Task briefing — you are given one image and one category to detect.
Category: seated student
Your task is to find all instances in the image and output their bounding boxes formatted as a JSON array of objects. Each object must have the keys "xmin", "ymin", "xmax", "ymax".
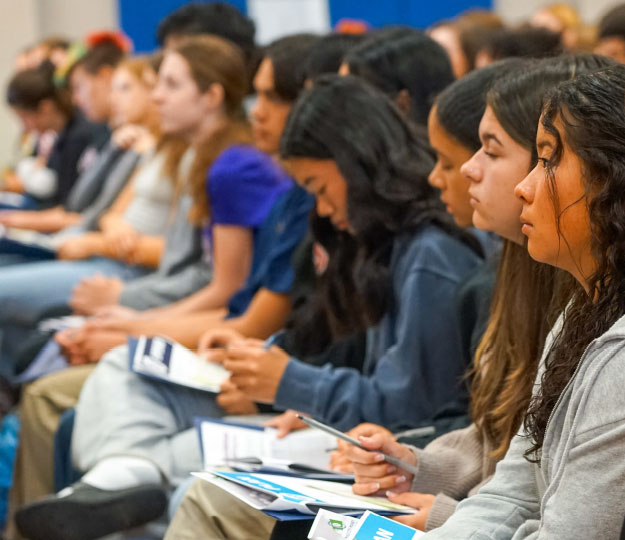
[
  {"xmin": 207, "ymin": 74, "xmax": 482, "ymax": 430},
  {"xmin": 300, "ymin": 32, "xmax": 366, "ymax": 86},
  {"xmin": 3, "ymin": 62, "xmax": 108, "ymax": 210},
  {"xmin": 0, "ymin": 55, "xmax": 164, "ymax": 273},
  {"xmin": 341, "ymin": 54, "xmax": 609, "ymax": 533},
  {"xmin": 8, "ymin": 34, "xmax": 318, "ymax": 540},
  {"xmin": 0, "ymin": 33, "xmax": 128, "ymax": 233},
  {"xmin": 428, "ymin": 10, "xmax": 504, "ymax": 78},
  {"xmin": 18, "ymin": 74, "xmax": 480, "ymax": 540},
  {"xmin": 0, "ymin": 34, "xmax": 268, "ymax": 371},
  {"xmin": 156, "ymin": 0, "xmax": 257, "ymax": 90},
  {"xmin": 340, "ymin": 26, "xmax": 454, "ymax": 127},
  {"xmin": 594, "ymin": 4, "xmax": 625, "ymax": 63},
  {"xmin": 420, "ymin": 62, "xmax": 625, "ymax": 540},
  {"xmin": 163, "ymin": 54, "xmax": 611, "ymax": 540},
  {"xmin": 46, "ymin": 34, "xmax": 320, "ymax": 359},
  {"xmin": 163, "ymin": 59, "xmax": 515, "ymax": 540},
  {"xmin": 476, "ymin": 24, "xmax": 563, "ymax": 65}
]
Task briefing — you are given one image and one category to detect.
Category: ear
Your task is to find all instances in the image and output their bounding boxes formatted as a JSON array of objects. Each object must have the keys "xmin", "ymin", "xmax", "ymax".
[
  {"xmin": 201, "ymin": 82, "xmax": 225, "ymax": 112},
  {"xmin": 96, "ymin": 65, "xmax": 115, "ymax": 82},
  {"xmin": 38, "ymin": 99, "xmax": 55, "ymax": 115},
  {"xmin": 395, "ymin": 89, "xmax": 411, "ymax": 117}
]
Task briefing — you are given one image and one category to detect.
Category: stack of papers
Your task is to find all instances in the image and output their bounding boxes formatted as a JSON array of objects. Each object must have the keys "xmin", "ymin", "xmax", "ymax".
[
  {"xmin": 197, "ymin": 417, "xmax": 352, "ymax": 480},
  {"xmin": 308, "ymin": 509, "xmax": 424, "ymax": 540},
  {"xmin": 0, "ymin": 224, "xmax": 57, "ymax": 259},
  {"xmin": 194, "ymin": 470, "xmax": 416, "ymax": 518},
  {"xmin": 129, "ymin": 336, "xmax": 230, "ymax": 392}
]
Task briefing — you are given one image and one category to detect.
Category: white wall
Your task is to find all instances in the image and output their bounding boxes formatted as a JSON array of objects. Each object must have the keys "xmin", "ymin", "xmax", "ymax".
[
  {"xmin": 495, "ymin": 0, "xmax": 622, "ymax": 24},
  {"xmin": 0, "ymin": 0, "xmax": 117, "ymax": 167}
]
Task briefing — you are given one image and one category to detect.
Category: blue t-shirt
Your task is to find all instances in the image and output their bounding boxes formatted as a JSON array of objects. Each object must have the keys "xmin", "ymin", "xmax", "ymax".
[
  {"xmin": 227, "ymin": 184, "xmax": 314, "ymax": 317},
  {"xmin": 202, "ymin": 144, "xmax": 292, "ymax": 265}
]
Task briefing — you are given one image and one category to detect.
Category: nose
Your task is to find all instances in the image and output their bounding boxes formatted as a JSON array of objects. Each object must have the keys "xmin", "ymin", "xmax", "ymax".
[
  {"xmin": 251, "ymin": 97, "xmax": 265, "ymax": 123},
  {"xmin": 151, "ymin": 85, "xmax": 164, "ymax": 104},
  {"xmin": 515, "ymin": 166, "xmax": 537, "ymax": 204},
  {"xmin": 461, "ymin": 150, "xmax": 482, "ymax": 183},
  {"xmin": 428, "ymin": 163, "xmax": 445, "ymax": 189},
  {"xmin": 315, "ymin": 196, "xmax": 334, "ymax": 218}
]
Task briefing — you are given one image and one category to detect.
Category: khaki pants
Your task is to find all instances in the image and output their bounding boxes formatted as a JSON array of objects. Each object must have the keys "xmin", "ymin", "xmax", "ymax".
[
  {"xmin": 165, "ymin": 479, "xmax": 276, "ymax": 540},
  {"xmin": 5, "ymin": 365, "xmax": 95, "ymax": 540}
]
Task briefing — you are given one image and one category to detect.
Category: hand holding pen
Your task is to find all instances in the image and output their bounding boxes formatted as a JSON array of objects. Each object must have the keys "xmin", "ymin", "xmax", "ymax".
[{"xmin": 297, "ymin": 416, "xmax": 419, "ymax": 497}]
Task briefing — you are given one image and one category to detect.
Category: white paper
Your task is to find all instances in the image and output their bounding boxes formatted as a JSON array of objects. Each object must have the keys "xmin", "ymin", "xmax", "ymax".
[
  {"xmin": 131, "ymin": 336, "xmax": 230, "ymax": 392},
  {"xmin": 193, "ymin": 471, "xmax": 417, "ymax": 516},
  {"xmin": 199, "ymin": 418, "xmax": 337, "ymax": 470},
  {"xmin": 308, "ymin": 509, "xmax": 360, "ymax": 539}
]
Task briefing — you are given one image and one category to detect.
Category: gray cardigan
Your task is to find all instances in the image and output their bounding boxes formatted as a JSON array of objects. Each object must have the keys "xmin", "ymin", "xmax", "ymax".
[
  {"xmin": 423, "ymin": 312, "xmax": 625, "ymax": 539},
  {"xmin": 408, "ymin": 423, "xmax": 496, "ymax": 531}
]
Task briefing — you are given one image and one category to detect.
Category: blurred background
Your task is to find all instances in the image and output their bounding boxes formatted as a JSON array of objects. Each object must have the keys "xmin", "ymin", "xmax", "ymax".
[{"xmin": 0, "ymin": 0, "xmax": 619, "ymax": 165}]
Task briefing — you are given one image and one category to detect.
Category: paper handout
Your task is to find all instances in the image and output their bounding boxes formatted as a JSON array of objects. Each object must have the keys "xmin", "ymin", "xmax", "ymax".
[
  {"xmin": 193, "ymin": 470, "xmax": 417, "ymax": 517},
  {"xmin": 129, "ymin": 336, "xmax": 230, "ymax": 392}
]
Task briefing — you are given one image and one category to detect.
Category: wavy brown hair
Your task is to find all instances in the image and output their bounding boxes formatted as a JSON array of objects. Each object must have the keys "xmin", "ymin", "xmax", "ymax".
[
  {"xmin": 524, "ymin": 65, "xmax": 625, "ymax": 460},
  {"xmin": 171, "ymin": 35, "xmax": 253, "ymax": 224},
  {"xmin": 469, "ymin": 55, "xmax": 613, "ymax": 459}
]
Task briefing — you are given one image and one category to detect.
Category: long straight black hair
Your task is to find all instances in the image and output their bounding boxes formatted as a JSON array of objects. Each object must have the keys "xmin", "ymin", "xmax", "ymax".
[{"xmin": 280, "ymin": 74, "xmax": 480, "ymax": 338}]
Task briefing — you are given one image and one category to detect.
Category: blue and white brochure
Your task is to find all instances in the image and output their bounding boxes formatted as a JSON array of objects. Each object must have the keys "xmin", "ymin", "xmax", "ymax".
[
  {"xmin": 347, "ymin": 510, "xmax": 424, "ymax": 539},
  {"xmin": 129, "ymin": 335, "xmax": 230, "ymax": 393},
  {"xmin": 193, "ymin": 471, "xmax": 417, "ymax": 516}
]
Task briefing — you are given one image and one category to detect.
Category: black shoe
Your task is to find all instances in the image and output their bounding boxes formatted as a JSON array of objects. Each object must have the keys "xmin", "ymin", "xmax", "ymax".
[{"xmin": 14, "ymin": 481, "xmax": 168, "ymax": 540}]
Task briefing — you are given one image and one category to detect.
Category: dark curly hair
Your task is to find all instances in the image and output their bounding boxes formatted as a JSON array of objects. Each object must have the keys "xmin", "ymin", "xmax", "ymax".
[
  {"xmin": 280, "ymin": 74, "xmax": 479, "ymax": 337},
  {"xmin": 469, "ymin": 55, "xmax": 614, "ymax": 460},
  {"xmin": 524, "ymin": 64, "xmax": 625, "ymax": 460}
]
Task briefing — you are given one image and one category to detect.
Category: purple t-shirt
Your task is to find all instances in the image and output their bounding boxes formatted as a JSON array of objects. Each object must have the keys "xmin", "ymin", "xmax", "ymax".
[{"xmin": 202, "ymin": 144, "xmax": 292, "ymax": 265}]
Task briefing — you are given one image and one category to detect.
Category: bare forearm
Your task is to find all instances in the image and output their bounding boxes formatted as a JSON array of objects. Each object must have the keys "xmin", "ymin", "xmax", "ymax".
[
  {"xmin": 113, "ymin": 309, "xmax": 227, "ymax": 348},
  {"xmin": 127, "ymin": 236, "xmax": 164, "ymax": 268},
  {"xmin": 1, "ymin": 208, "xmax": 80, "ymax": 232}
]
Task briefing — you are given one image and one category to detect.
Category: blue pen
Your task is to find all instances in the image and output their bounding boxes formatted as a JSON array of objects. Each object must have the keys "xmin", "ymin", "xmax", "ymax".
[{"xmin": 262, "ymin": 329, "xmax": 285, "ymax": 350}]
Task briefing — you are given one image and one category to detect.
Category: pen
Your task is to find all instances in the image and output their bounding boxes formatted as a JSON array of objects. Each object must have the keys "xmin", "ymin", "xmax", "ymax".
[
  {"xmin": 393, "ymin": 426, "xmax": 436, "ymax": 439},
  {"xmin": 296, "ymin": 415, "xmax": 420, "ymax": 477},
  {"xmin": 262, "ymin": 329, "xmax": 285, "ymax": 350}
]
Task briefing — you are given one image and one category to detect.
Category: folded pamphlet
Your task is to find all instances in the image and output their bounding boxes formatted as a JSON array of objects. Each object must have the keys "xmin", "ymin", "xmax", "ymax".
[
  {"xmin": 196, "ymin": 417, "xmax": 353, "ymax": 480},
  {"xmin": 308, "ymin": 509, "xmax": 424, "ymax": 540},
  {"xmin": 129, "ymin": 336, "xmax": 230, "ymax": 392},
  {"xmin": 0, "ymin": 225, "xmax": 57, "ymax": 259},
  {"xmin": 193, "ymin": 470, "xmax": 416, "ymax": 518}
]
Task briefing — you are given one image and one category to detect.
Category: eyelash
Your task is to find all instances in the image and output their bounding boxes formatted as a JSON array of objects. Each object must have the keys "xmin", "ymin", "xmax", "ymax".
[{"xmin": 484, "ymin": 151, "xmax": 497, "ymax": 159}]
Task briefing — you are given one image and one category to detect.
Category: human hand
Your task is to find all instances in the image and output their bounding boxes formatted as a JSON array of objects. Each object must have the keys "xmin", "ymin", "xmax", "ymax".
[
  {"xmin": 70, "ymin": 275, "xmax": 124, "ymax": 315},
  {"xmin": 68, "ymin": 328, "xmax": 127, "ymax": 364},
  {"xmin": 217, "ymin": 379, "xmax": 259, "ymax": 415},
  {"xmin": 57, "ymin": 234, "xmax": 102, "ymax": 260},
  {"xmin": 93, "ymin": 305, "xmax": 139, "ymax": 320},
  {"xmin": 113, "ymin": 125, "xmax": 155, "ymax": 153},
  {"xmin": 347, "ymin": 432, "xmax": 416, "ymax": 496},
  {"xmin": 264, "ymin": 410, "xmax": 308, "ymax": 438},
  {"xmin": 102, "ymin": 220, "xmax": 139, "ymax": 261},
  {"xmin": 388, "ymin": 492, "xmax": 435, "ymax": 531},
  {"xmin": 0, "ymin": 210, "xmax": 23, "ymax": 227},
  {"xmin": 198, "ymin": 327, "xmax": 246, "ymax": 357},
  {"xmin": 223, "ymin": 341, "xmax": 290, "ymax": 404},
  {"xmin": 329, "ymin": 423, "xmax": 394, "ymax": 473}
]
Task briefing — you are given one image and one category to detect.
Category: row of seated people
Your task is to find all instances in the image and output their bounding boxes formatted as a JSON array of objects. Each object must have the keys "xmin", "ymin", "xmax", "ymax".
[{"xmin": 1, "ymin": 2, "xmax": 625, "ymax": 539}]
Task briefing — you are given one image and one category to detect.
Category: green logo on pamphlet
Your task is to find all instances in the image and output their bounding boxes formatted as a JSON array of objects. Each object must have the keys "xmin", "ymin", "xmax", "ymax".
[{"xmin": 329, "ymin": 518, "xmax": 346, "ymax": 531}]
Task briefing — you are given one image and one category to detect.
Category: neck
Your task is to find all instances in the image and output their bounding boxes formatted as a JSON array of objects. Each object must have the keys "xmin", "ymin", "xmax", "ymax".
[
  {"xmin": 49, "ymin": 108, "xmax": 69, "ymax": 133},
  {"xmin": 189, "ymin": 109, "xmax": 229, "ymax": 147}
]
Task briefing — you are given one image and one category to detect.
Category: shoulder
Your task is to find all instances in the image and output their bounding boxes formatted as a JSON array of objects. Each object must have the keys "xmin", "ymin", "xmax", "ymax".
[
  {"xmin": 573, "ymin": 317, "xmax": 625, "ymax": 435},
  {"xmin": 209, "ymin": 145, "xmax": 287, "ymax": 183},
  {"xmin": 393, "ymin": 224, "xmax": 481, "ymax": 283}
]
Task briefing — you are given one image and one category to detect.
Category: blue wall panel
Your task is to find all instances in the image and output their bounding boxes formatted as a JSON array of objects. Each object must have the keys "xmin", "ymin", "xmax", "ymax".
[
  {"xmin": 119, "ymin": 0, "xmax": 248, "ymax": 53},
  {"xmin": 119, "ymin": 0, "xmax": 494, "ymax": 53},
  {"xmin": 329, "ymin": 0, "xmax": 493, "ymax": 30}
]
